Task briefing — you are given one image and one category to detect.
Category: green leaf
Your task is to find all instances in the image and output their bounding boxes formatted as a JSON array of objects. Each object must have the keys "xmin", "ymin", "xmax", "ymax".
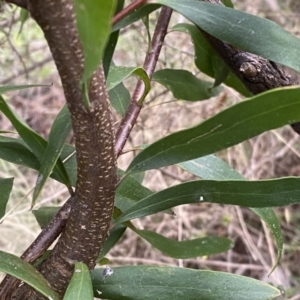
[
  {"xmin": 172, "ymin": 23, "xmax": 251, "ymax": 96},
  {"xmin": 222, "ymin": 0, "xmax": 234, "ymax": 8},
  {"xmin": 116, "ymin": 177, "xmax": 300, "ymax": 223},
  {"xmin": 0, "ymin": 84, "xmax": 48, "ymax": 95},
  {"xmin": 91, "ymin": 266, "xmax": 280, "ymax": 300},
  {"xmin": 112, "ymin": 4, "xmax": 161, "ymax": 32},
  {"xmin": 152, "ymin": 69, "xmax": 222, "ymax": 101},
  {"xmin": 32, "ymin": 206, "xmax": 60, "ymax": 229},
  {"xmin": 116, "ymin": 172, "xmax": 153, "ymax": 213},
  {"xmin": 0, "ymin": 178, "xmax": 14, "ymax": 220},
  {"xmin": 178, "ymin": 155, "xmax": 244, "ymax": 180},
  {"xmin": 74, "ymin": 0, "xmax": 116, "ymax": 84},
  {"xmin": 98, "ymin": 224, "xmax": 127, "ymax": 260},
  {"xmin": 0, "ymin": 97, "xmax": 70, "ymax": 186},
  {"xmin": 103, "ymin": 0, "xmax": 124, "ymax": 77},
  {"xmin": 127, "ymin": 87, "xmax": 300, "ymax": 173},
  {"xmin": 178, "ymin": 155, "xmax": 282, "ymax": 271},
  {"xmin": 116, "ymin": 170, "xmax": 173, "ymax": 215},
  {"xmin": 155, "ymin": 0, "xmax": 300, "ymax": 73},
  {"xmin": 32, "ymin": 105, "xmax": 72, "ymax": 205},
  {"xmin": 107, "ymin": 66, "xmax": 150, "ymax": 103},
  {"xmin": 0, "ymin": 250, "xmax": 59, "ymax": 300},
  {"xmin": 64, "ymin": 262, "xmax": 93, "ymax": 300},
  {"xmin": 0, "ymin": 136, "xmax": 76, "ymax": 186},
  {"xmin": 133, "ymin": 229, "xmax": 232, "ymax": 258},
  {"xmin": 18, "ymin": 8, "xmax": 29, "ymax": 36},
  {"xmin": 0, "ymin": 136, "xmax": 40, "ymax": 170},
  {"xmin": 109, "ymin": 83, "xmax": 131, "ymax": 116}
]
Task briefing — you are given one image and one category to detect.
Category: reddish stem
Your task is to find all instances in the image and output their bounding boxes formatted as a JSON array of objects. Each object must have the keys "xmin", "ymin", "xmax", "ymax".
[
  {"xmin": 115, "ymin": 6, "xmax": 173, "ymax": 156},
  {"xmin": 112, "ymin": 0, "xmax": 147, "ymax": 25}
]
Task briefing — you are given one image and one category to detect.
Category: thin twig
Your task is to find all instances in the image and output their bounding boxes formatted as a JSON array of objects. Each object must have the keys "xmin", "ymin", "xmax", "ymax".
[
  {"xmin": 0, "ymin": 56, "xmax": 53, "ymax": 84},
  {"xmin": 112, "ymin": 0, "xmax": 147, "ymax": 25},
  {"xmin": 0, "ymin": 197, "xmax": 74, "ymax": 295},
  {"xmin": 115, "ymin": 6, "xmax": 173, "ymax": 156}
]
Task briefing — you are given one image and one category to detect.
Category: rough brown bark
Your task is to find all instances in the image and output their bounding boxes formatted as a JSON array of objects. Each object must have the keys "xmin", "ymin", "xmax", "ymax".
[
  {"xmin": 5, "ymin": 1, "xmax": 117, "ymax": 299},
  {"xmin": 202, "ymin": 0, "xmax": 300, "ymax": 133}
]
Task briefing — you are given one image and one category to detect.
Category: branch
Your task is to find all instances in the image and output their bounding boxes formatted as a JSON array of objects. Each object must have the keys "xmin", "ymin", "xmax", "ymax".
[
  {"xmin": 115, "ymin": 6, "xmax": 173, "ymax": 156},
  {"xmin": 0, "ymin": 197, "xmax": 74, "ymax": 297},
  {"xmin": 8, "ymin": 0, "xmax": 117, "ymax": 298},
  {"xmin": 112, "ymin": 0, "xmax": 147, "ymax": 25},
  {"xmin": 202, "ymin": 0, "xmax": 300, "ymax": 133}
]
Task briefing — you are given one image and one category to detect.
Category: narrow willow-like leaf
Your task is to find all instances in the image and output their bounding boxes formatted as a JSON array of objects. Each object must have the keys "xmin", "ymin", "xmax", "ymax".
[
  {"xmin": 0, "ymin": 97, "xmax": 70, "ymax": 185},
  {"xmin": 74, "ymin": 0, "xmax": 116, "ymax": 84},
  {"xmin": 127, "ymin": 87, "xmax": 300, "ymax": 173},
  {"xmin": 18, "ymin": 8, "xmax": 29, "ymax": 36},
  {"xmin": 91, "ymin": 266, "xmax": 280, "ymax": 300},
  {"xmin": 154, "ymin": 0, "xmax": 300, "ymax": 73},
  {"xmin": 107, "ymin": 66, "xmax": 150, "ymax": 103},
  {"xmin": 32, "ymin": 105, "xmax": 72, "ymax": 205},
  {"xmin": 134, "ymin": 229, "xmax": 232, "ymax": 258},
  {"xmin": 0, "ymin": 136, "xmax": 39, "ymax": 170},
  {"xmin": 32, "ymin": 207, "xmax": 60, "ymax": 229},
  {"xmin": 0, "ymin": 178, "xmax": 14, "ymax": 219},
  {"xmin": 63, "ymin": 262, "xmax": 93, "ymax": 300},
  {"xmin": 116, "ymin": 178, "xmax": 300, "ymax": 224},
  {"xmin": 152, "ymin": 69, "xmax": 222, "ymax": 101},
  {"xmin": 172, "ymin": 23, "xmax": 250, "ymax": 96},
  {"xmin": 0, "ymin": 85, "xmax": 48, "ymax": 95},
  {"xmin": 116, "ymin": 171, "xmax": 153, "ymax": 213},
  {"xmin": 109, "ymin": 83, "xmax": 131, "ymax": 116},
  {"xmin": 178, "ymin": 155, "xmax": 282, "ymax": 271},
  {"xmin": 0, "ymin": 250, "xmax": 59, "ymax": 300},
  {"xmin": 103, "ymin": 0, "xmax": 124, "ymax": 77},
  {"xmin": 98, "ymin": 224, "xmax": 127, "ymax": 260},
  {"xmin": 0, "ymin": 136, "xmax": 76, "ymax": 186}
]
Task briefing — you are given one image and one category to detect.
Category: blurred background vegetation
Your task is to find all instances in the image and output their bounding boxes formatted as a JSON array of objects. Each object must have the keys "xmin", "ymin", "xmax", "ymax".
[{"xmin": 0, "ymin": 0, "xmax": 300, "ymax": 298}]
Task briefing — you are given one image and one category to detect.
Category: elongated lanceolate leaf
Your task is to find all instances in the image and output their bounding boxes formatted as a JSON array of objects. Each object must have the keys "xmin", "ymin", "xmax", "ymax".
[
  {"xmin": 107, "ymin": 66, "xmax": 150, "ymax": 103},
  {"xmin": 92, "ymin": 266, "xmax": 280, "ymax": 300},
  {"xmin": 0, "ymin": 250, "xmax": 59, "ymax": 300},
  {"xmin": 109, "ymin": 83, "xmax": 131, "ymax": 116},
  {"xmin": 178, "ymin": 155, "xmax": 244, "ymax": 180},
  {"xmin": 32, "ymin": 105, "xmax": 72, "ymax": 205},
  {"xmin": 127, "ymin": 87, "xmax": 300, "ymax": 173},
  {"xmin": 172, "ymin": 23, "xmax": 250, "ymax": 96},
  {"xmin": 134, "ymin": 229, "xmax": 233, "ymax": 258},
  {"xmin": 0, "ymin": 178, "xmax": 14, "ymax": 220},
  {"xmin": 116, "ymin": 177, "xmax": 300, "ymax": 223},
  {"xmin": 154, "ymin": 0, "xmax": 300, "ymax": 73},
  {"xmin": 103, "ymin": 0, "xmax": 124, "ymax": 77},
  {"xmin": 74, "ymin": 0, "xmax": 116, "ymax": 83},
  {"xmin": 0, "ymin": 97, "xmax": 70, "ymax": 186},
  {"xmin": 98, "ymin": 224, "xmax": 127, "ymax": 260},
  {"xmin": 152, "ymin": 69, "xmax": 222, "ymax": 101},
  {"xmin": 0, "ymin": 84, "xmax": 48, "ymax": 95},
  {"xmin": 178, "ymin": 155, "xmax": 282, "ymax": 271},
  {"xmin": 63, "ymin": 262, "xmax": 93, "ymax": 300}
]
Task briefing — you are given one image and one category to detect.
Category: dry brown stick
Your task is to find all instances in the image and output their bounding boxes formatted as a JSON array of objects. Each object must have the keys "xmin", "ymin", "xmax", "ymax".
[{"xmin": 115, "ymin": 6, "xmax": 173, "ymax": 156}]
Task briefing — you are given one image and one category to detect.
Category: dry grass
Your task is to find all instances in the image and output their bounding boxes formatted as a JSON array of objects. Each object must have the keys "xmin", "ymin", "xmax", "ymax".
[{"xmin": 0, "ymin": 0, "xmax": 300, "ymax": 298}]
